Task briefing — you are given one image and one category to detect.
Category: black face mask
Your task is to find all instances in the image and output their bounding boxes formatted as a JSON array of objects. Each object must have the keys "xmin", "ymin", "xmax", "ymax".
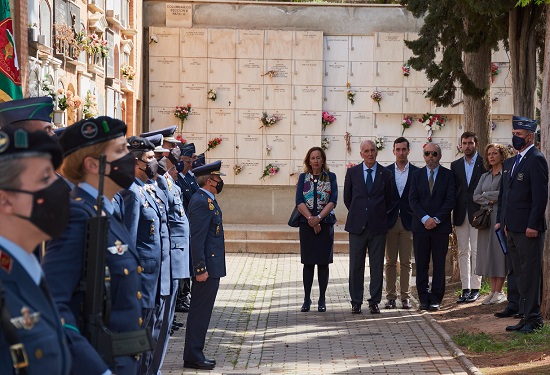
[
  {"xmin": 212, "ymin": 179, "xmax": 224, "ymax": 194},
  {"xmin": 4, "ymin": 178, "xmax": 70, "ymax": 239},
  {"xmin": 107, "ymin": 153, "xmax": 135, "ymax": 189},
  {"xmin": 139, "ymin": 158, "xmax": 158, "ymax": 179},
  {"xmin": 512, "ymin": 134, "xmax": 528, "ymax": 151},
  {"xmin": 157, "ymin": 157, "xmax": 167, "ymax": 176},
  {"xmin": 50, "ymin": 133, "xmax": 59, "ymax": 142}
]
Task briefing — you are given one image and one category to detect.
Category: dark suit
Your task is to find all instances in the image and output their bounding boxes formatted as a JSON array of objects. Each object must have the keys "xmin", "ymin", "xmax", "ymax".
[
  {"xmin": 409, "ymin": 166, "xmax": 456, "ymax": 305},
  {"xmin": 497, "ymin": 146, "xmax": 548, "ymax": 323},
  {"xmin": 184, "ymin": 189, "xmax": 226, "ymax": 363},
  {"xmin": 344, "ymin": 162, "xmax": 392, "ymax": 306}
]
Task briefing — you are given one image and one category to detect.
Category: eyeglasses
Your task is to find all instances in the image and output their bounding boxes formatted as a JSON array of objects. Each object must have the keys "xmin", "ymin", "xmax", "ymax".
[{"xmin": 424, "ymin": 151, "xmax": 439, "ymax": 157}]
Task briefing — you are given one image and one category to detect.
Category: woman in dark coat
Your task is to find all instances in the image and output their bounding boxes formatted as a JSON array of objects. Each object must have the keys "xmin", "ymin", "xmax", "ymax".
[{"xmin": 295, "ymin": 147, "xmax": 338, "ymax": 312}]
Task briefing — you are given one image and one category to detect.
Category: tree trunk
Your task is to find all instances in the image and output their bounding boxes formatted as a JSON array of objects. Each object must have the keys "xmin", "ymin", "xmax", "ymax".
[{"xmin": 509, "ymin": 5, "xmax": 538, "ymax": 118}]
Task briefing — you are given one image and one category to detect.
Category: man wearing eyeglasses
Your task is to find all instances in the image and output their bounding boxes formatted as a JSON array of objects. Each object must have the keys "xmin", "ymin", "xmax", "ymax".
[{"xmin": 409, "ymin": 143, "xmax": 456, "ymax": 311}]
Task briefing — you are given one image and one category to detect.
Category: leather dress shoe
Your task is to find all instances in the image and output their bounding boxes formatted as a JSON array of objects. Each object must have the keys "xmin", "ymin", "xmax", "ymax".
[
  {"xmin": 175, "ymin": 303, "xmax": 190, "ymax": 313},
  {"xmin": 301, "ymin": 299, "xmax": 312, "ymax": 312},
  {"xmin": 494, "ymin": 307, "xmax": 518, "ymax": 318},
  {"xmin": 385, "ymin": 299, "xmax": 396, "ymax": 309},
  {"xmin": 518, "ymin": 321, "xmax": 543, "ymax": 334},
  {"xmin": 506, "ymin": 319, "xmax": 525, "ymax": 331},
  {"xmin": 351, "ymin": 303, "xmax": 362, "ymax": 314},
  {"xmin": 419, "ymin": 303, "xmax": 429, "ymax": 311},
  {"xmin": 465, "ymin": 290, "xmax": 480, "ymax": 303},
  {"xmin": 456, "ymin": 289, "xmax": 471, "ymax": 304},
  {"xmin": 514, "ymin": 313, "xmax": 524, "ymax": 319},
  {"xmin": 184, "ymin": 360, "xmax": 215, "ymax": 370},
  {"xmin": 205, "ymin": 358, "xmax": 216, "ymax": 365},
  {"xmin": 401, "ymin": 299, "xmax": 412, "ymax": 309},
  {"xmin": 173, "ymin": 321, "xmax": 184, "ymax": 328},
  {"xmin": 369, "ymin": 304, "xmax": 380, "ymax": 314},
  {"xmin": 171, "ymin": 325, "xmax": 180, "ymax": 331},
  {"xmin": 428, "ymin": 303, "xmax": 440, "ymax": 311}
]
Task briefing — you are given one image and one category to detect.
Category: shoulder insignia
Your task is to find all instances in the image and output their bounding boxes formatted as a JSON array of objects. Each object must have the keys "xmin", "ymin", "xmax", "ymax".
[
  {"xmin": 74, "ymin": 197, "xmax": 82, "ymax": 201},
  {"xmin": 208, "ymin": 197, "xmax": 214, "ymax": 210},
  {"xmin": 10, "ymin": 307, "xmax": 40, "ymax": 330},
  {"xmin": 107, "ymin": 240, "xmax": 128, "ymax": 255},
  {"xmin": 0, "ymin": 251, "xmax": 12, "ymax": 273}
]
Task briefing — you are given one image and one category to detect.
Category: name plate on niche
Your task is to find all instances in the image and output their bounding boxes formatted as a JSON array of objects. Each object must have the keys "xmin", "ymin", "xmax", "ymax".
[
  {"xmin": 237, "ymin": 30, "xmax": 264, "ymax": 59},
  {"xmin": 237, "ymin": 59, "xmax": 263, "ymax": 84},
  {"xmin": 150, "ymin": 57, "xmax": 179, "ymax": 82},
  {"xmin": 166, "ymin": 3, "xmax": 192, "ymax": 28},
  {"xmin": 236, "ymin": 135, "xmax": 262, "ymax": 159},
  {"xmin": 181, "ymin": 29, "xmax": 207, "ymax": 58}
]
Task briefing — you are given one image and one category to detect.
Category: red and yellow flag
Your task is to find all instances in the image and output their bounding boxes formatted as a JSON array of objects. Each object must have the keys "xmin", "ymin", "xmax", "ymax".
[{"xmin": 0, "ymin": 0, "xmax": 23, "ymax": 101}]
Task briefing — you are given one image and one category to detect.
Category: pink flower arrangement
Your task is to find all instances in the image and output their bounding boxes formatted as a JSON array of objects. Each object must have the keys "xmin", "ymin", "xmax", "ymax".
[
  {"xmin": 401, "ymin": 115, "xmax": 413, "ymax": 135},
  {"xmin": 321, "ymin": 111, "xmax": 336, "ymax": 131},
  {"xmin": 260, "ymin": 164, "xmax": 279, "ymax": 180}
]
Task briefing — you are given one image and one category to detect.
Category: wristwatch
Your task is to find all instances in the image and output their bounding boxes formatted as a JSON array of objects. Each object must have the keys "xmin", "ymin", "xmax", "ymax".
[{"xmin": 317, "ymin": 215, "xmax": 322, "ymax": 220}]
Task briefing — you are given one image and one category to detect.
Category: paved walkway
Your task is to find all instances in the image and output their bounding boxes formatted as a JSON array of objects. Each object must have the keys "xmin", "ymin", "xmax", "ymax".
[{"xmin": 163, "ymin": 254, "xmax": 468, "ymax": 374}]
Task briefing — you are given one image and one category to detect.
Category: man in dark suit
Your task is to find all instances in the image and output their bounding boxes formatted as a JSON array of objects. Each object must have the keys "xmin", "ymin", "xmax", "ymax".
[
  {"xmin": 344, "ymin": 140, "xmax": 393, "ymax": 314},
  {"xmin": 496, "ymin": 116, "xmax": 548, "ymax": 333},
  {"xmin": 451, "ymin": 131, "xmax": 485, "ymax": 303},
  {"xmin": 409, "ymin": 143, "xmax": 456, "ymax": 311},
  {"xmin": 183, "ymin": 161, "xmax": 226, "ymax": 370},
  {"xmin": 384, "ymin": 137, "xmax": 419, "ymax": 310}
]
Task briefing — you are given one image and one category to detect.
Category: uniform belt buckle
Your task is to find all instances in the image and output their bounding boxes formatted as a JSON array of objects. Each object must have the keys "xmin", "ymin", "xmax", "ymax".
[{"xmin": 9, "ymin": 343, "xmax": 29, "ymax": 369}]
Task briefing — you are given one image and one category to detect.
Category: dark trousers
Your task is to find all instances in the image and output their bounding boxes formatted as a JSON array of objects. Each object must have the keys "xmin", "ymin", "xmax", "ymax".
[
  {"xmin": 507, "ymin": 231, "xmax": 544, "ymax": 323},
  {"xmin": 183, "ymin": 276, "xmax": 220, "ymax": 362},
  {"xmin": 505, "ymin": 253, "xmax": 522, "ymax": 313},
  {"xmin": 349, "ymin": 228, "xmax": 386, "ymax": 305},
  {"xmin": 413, "ymin": 232, "xmax": 449, "ymax": 305},
  {"xmin": 150, "ymin": 280, "xmax": 178, "ymax": 373},
  {"xmin": 140, "ymin": 307, "xmax": 156, "ymax": 374}
]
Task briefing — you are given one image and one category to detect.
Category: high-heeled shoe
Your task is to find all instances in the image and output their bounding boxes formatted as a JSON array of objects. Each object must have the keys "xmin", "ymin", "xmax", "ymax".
[{"xmin": 301, "ymin": 299, "xmax": 312, "ymax": 312}]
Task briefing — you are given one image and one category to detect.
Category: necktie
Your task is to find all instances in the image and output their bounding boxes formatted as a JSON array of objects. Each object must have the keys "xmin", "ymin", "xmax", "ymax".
[
  {"xmin": 366, "ymin": 169, "xmax": 373, "ymax": 194},
  {"xmin": 429, "ymin": 169, "xmax": 434, "ymax": 194},
  {"xmin": 512, "ymin": 154, "xmax": 522, "ymax": 177}
]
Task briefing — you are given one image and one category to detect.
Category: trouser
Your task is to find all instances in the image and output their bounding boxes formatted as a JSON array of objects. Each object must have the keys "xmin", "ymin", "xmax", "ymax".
[
  {"xmin": 140, "ymin": 307, "xmax": 156, "ymax": 374},
  {"xmin": 455, "ymin": 220, "xmax": 481, "ymax": 290},
  {"xmin": 149, "ymin": 281, "xmax": 178, "ymax": 374},
  {"xmin": 413, "ymin": 231, "xmax": 449, "ymax": 305},
  {"xmin": 177, "ymin": 278, "xmax": 191, "ymax": 307},
  {"xmin": 385, "ymin": 217, "xmax": 413, "ymax": 300}
]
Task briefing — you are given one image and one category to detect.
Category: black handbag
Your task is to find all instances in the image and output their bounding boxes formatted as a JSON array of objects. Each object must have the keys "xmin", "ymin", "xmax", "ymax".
[
  {"xmin": 288, "ymin": 206, "xmax": 301, "ymax": 227},
  {"xmin": 472, "ymin": 205, "xmax": 492, "ymax": 230}
]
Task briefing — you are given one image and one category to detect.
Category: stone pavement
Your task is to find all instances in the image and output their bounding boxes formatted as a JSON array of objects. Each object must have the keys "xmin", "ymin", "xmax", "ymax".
[{"xmin": 162, "ymin": 254, "xmax": 468, "ymax": 375}]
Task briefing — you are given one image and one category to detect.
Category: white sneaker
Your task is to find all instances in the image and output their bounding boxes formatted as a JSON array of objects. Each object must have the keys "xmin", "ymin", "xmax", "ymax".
[
  {"xmin": 490, "ymin": 291, "xmax": 506, "ymax": 304},
  {"xmin": 481, "ymin": 292, "xmax": 494, "ymax": 305}
]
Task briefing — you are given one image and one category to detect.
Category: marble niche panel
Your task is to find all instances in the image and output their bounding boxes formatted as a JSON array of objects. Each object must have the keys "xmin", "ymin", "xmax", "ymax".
[
  {"xmin": 403, "ymin": 33, "xmax": 443, "ymax": 63},
  {"xmin": 235, "ymin": 109, "xmax": 264, "ymax": 135},
  {"xmin": 207, "ymin": 84, "xmax": 235, "ymax": 110},
  {"xmin": 149, "ymin": 106, "xmax": 179, "ymax": 130},
  {"xmin": 236, "ymin": 59, "xmax": 263, "ymax": 85},
  {"xmin": 208, "ymin": 108, "xmax": 235, "ymax": 134},
  {"xmin": 183, "ymin": 133, "xmax": 207, "ymax": 155},
  {"xmin": 205, "ymin": 134, "xmax": 235, "ymax": 159},
  {"xmin": 491, "ymin": 62, "xmax": 512, "ymax": 88},
  {"xmin": 181, "ymin": 58, "xmax": 208, "ymax": 84},
  {"xmin": 324, "ymin": 36, "xmax": 349, "ymax": 62},
  {"xmin": 149, "ymin": 82, "xmax": 181, "ymax": 107},
  {"xmin": 264, "ymin": 85, "xmax": 292, "ymax": 110},
  {"xmin": 406, "ymin": 137, "xmax": 431, "ymax": 164},
  {"xmin": 291, "ymin": 135, "xmax": 322, "ymax": 160},
  {"xmin": 403, "ymin": 67, "xmax": 431, "ymax": 87},
  {"xmin": 349, "ymin": 35, "xmax": 374, "ymax": 62},
  {"xmin": 261, "ymin": 109, "xmax": 291, "ymax": 135},
  {"xmin": 293, "ymin": 110, "xmax": 322, "ymax": 136},
  {"xmin": 431, "ymin": 90, "xmax": 463, "ymax": 115},
  {"xmin": 373, "ymin": 62, "xmax": 405, "ymax": 87},
  {"xmin": 491, "ymin": 41, "xmax": 509, "ymax": 63},
  {"xmin": 348, "ymin": 61, "xmax": 373, "ymax": 87},
  {"xmin": 260, "ymin": 160, "xmax": 290, "ymax": 186},
  {"xmin": 375, "ymin": 136, "xmax": 396, "ymax": 165},
  {"xmin": 208, "ymin": 29, "xmax": 236, "ymax": 58},
  {"xmin": 321, "ymin": 110, "xmax": 348, "ymax": 136},
  {"xmin": 491, "ymin": 88, "xmax": 513, "ymax": 115},
  {"xmin": 208, "ymin": 59, "xmax": 236, "ymax": 84},
  {"xmin": 264, "ymin": 30, "xmax": 293, "ymax": 60},
  {"xmin": 323, "ymin": 135, "xmax": 348, "ymax": 164},
  {"xmin": 265, "ymin": 134, "xmax": 291, "ymax": 160},
  {"xmin": 150, "ymin": 57, "xmax": 180, "ymax": 82},
  {"xmin": 294, "ymin": 60, "xmax": 323, "ymax": 86},
  {"xmin": 236, "ymin": 30, "xmax": 264, "ymax": 59},
  {"xmin": 403, "ymin": 88, "xmax": 431, "ymax": 114},
  {"xmin": 349, "ymin": 112, "xmax": 374, "ymax": 136},
  {"xmin": 183, "ymin": 107, "xmax": 207, "ymax": 134},
  {"xmin": 323, "ymin": 61, "xmax": 348, "ymax": 87},
  {"xmin": 293, "ymin": 31, "xmax": 323, "ymax": 61},
  {"xmin": 323, "ymin": 86, "xmax": 349, "ymax": 112},
  {"xmin": 264, "ymin": 60, "xmax": 292, "ymax": 85},
  {"xmin": 491, "ymin": 115, "xmax": 513, "ymax": 140},
  {"xmin": 374, "ymin": 114, "xmax": 405, "ymax": 138},
  {"xmin": 326, "ymin": 160, "xmax": 347, "ymax": 186},
  {"xmin": 216, "ymin": 159, "xmax": 235, "ymax": 185},
  {"xmin": 347, "ymin": 87, "xmax": 373, "ymax": 113},
  {"xmin": 235, "ymin": 84, "xmax": 263, "ymax": 109},
  {"xmin": 293, "ymin": 86, "xmax": 322, "ymax": 111},
  {"xmin": 180, "ymin": 28, "xmax": 207, "ymax": 58},
  {"xmin": 235, "ymin": 134, "xmax": 263, "ymax": 159},
  {"xmin": 149, "ymin": 27, "xmax": 179, "ymax": 57},
  {"xmin": 233, "ymin": 159, "xmax": 262, "ymax": 186},
  {"xmin": 436, "ymin": 138, "xmax": 456, "ymax": 165},
  {"xmin": 374, "ymin": 33, "xmax": 405, "ymax": 62},
  {"xmin": 182, "ymin": 82, "xmax": 208, "ymax": 108}
]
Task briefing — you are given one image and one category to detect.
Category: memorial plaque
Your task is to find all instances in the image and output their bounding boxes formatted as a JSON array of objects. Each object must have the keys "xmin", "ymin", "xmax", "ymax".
[
  {"xmin": 182, "ymin": 82, "xmax": 208, "ymax": 108},
  {"xmin": 374, "ymin": 33, "xmax": 405, "ymax": 62},
  {"xmin": 293, "ymin": 110, "xmax": 322, "ymax": 136},
  {"xmin": 322, "ymin": 110, "xmax": 348, "ymax": 136},
  {"xmin": 403, "ymin": 88, "xmax": 431, "ymax": 114},
  {"xmin": 234, "ymin": 159, "xmax": 262, "ymax": 186},
  {"xmin": 349, "ymin": 112, "xmax": 374, "ymax": 136},
  {"xmin": 150, "ymin": 57, "xmax": 180, "ymax": 82},
  {"xmin": 265, "ymin": 135, "xmax": 291, "ymax": 160},
  {"xmin": 181, "ymin": 58, "xmax": 208, "ymax": 83},
  {"xmin": 181, "ymin": 28, "xmax": 207, "ymax": 58},
  {"xmin": 323, "ymin": 135, "xmax": 347, "ymax": 162},
  {"xmin": 149, "ymin": 27, "xmax": 179, "ymax": 57},
  {"xmin": 217, "ymin": 159, "xmax": 235, "ymax": 185},
  {"xmin": 323, "ymin": 61, "xmax": 349, "ymax": 87},
  {"xmin": 262, "ymin": 109, "xmax": 291, "ymax": 135},
  {"xmin": 348, "ymin": 61, "xmax": 373, "ymax": 87},
  {"xmin": 492, "ymin": 88, "xmax": 513, "ymax": 115},
  {"xmin": 374, "ymin": 114, "xmax": 404, "ymax": 137},
  {"xmin": 150, "ymin": 106, "xmax": 181, "ymax": 130},
  {"xmin": 235, "ymin": 134, "xmax": 263, "ymax": 159},
  {"xmin": 183, "ymin": 107, "xmax": 207, "ymax": 134},
  {"xmin": 438, "ymin": 138, "xmax": 455, "ymax": 165},
  {"xmin": 149, "ymin": 82, "xmax": 181, "ymax": 107},
  {"xmin": 184, "ymin": 133, "xmax": 207, "ymax": 154},
  {"xmin": 166, "ymin": 3, "xmax": 192, "ymax": 28},
  {"xmin": 264, "ymin": 30, "xmax": 293, "ymax": 60},
  {"xmin": 293, "ymin": 31, "xmax": 323, "ymax": 61},
  {"xmin": 324, "ymin": 36, "xmax": 349, "ymax": 62},
  {"xmin": 491, "ymin": 115, "xmax": 513, "ymax": 140},
  {"xmin": 294, "ymin": 60, "xmax": 323, "ymax": 86},
  {"xmin": 237, "ymin": 30, "xmax": 264, "ymax": 59},
  {"xmin": 207, "ymin": 84, "xmax": 235, "ymax": 110},
  {"xmin": 293, "ymin": 86, "xmax": 322, "ymax": 111},
  {"xmin": 264, "ymin": 85, "xmax": 292, "ymax": 110},
  {"xmin": 291, "ymin": 135, "xmax": 321, "ymax": 160},
  {"xmin": 324, "ymin": 86, "xmax": 350, "ymax": 112},
  {"xmin": 235, "ymin": 84, "xmax": 263, "ymax": 109},
  {"xmin": 403, "ymin": 67, "xmax": 431, "ymax": 87},
  {"xmin": 326, "ymin": 160, "xmax": 347, "ymax": 185},
  {"xmin": 208, "ymin": 109, "xmax": 235, "ymax": 134},
  {"xmin": 491, "ymin": 62, "xmax": 512, "ymax": 88},
  {"xmin": 264, "ymin": 60, "xmax": 292, "ymax": 85},
  {"xmin": 208, "ymin": 59, "xmax": 236, "ymax": 84},
  {"xmin": 260, "ymin": 160, "xmax": 290, "ymax": 186},
  {"xmin": 208, "ymin": 29, "xmax": 236, "ymax": 58},
  {"xmin": 236, "ymin": 59, "xmax": 263, "ymax": 84},
  {"xmin": 205, "ymin": 134, "xmax": 235, "ymax": 159},
  {"xmin": 373, "ymin": 62, "xmax": 405, "ymax": 87},
  {"xmin": 236, "ymin": 109, "xmax": 264, "ymax": 134}
]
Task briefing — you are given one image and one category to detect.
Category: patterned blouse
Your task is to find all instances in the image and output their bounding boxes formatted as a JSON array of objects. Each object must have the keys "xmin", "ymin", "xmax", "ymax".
[{"xmin": 295, "ymin": 171, "xmax": 338, "ymax": 215}]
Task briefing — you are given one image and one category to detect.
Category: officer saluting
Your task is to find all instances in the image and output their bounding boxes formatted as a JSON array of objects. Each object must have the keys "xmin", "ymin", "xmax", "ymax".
[
  {"xmin": 0, "ymin": 127, "xmax": 71, "ymax": 374},
  {"xmin": 183, "ymin": 160, "xmax": 226, "ymax": 371}
]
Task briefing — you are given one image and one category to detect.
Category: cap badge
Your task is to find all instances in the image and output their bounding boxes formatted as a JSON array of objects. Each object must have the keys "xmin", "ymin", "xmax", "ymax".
[
  {"xmin": 81, "ymin": 122, "xmax": 98, "ymax": 139},
  {"xmin": 0, "ymin": 131, "xmax": 9, "ymax": 153}
]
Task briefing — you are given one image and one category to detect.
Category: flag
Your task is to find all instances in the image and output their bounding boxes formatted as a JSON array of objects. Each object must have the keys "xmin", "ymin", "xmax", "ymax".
[{"xmin": 0, "ymin": 0, "xmax": 23, "ymax": 101}]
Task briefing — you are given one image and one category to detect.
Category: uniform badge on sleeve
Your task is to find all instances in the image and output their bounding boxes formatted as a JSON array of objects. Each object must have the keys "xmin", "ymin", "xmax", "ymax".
[
  {"xmin": 207, "ymin": 198, "xmax": 214, "ymax": 211},
  {"xmin": 11, "ymin": 307, "xmax": 40, "ymax": 330},
  {"xmin": 107, "ymin": 240, "xmax": 128, "ymax": 255}
]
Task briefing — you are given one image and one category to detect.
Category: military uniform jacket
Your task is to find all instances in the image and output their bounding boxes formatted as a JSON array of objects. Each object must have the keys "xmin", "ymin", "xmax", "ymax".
[
  {"xmin": 113, "ymin": 179, "xmax": 161, "ymax": 308},
  {"xmin": 177, "ymin": 172, "xmax": 199, "ymax": 211},
  {"xmin": 42, "ymin": 187, "xmax": 142, "ymax": 375},
  {"xmin": 188, "ymin": 189, "xmax": 226, "ymax": 278},
  {"xmin": 158, "ymin": 173, "xmax": 190, "ymax": 280}
]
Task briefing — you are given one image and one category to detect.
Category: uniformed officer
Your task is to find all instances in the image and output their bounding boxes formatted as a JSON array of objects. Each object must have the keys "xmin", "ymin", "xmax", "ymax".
[
  {"xmin": 0, "ymin": 127, "xmax": 71, "ymax": 374},
  {"xmin": 0, "ymin": 97, "xmax": 56, "ymax": 137},
  {"xmin": 140, "ymin": 125, "xmax": 179, "ymax": 152},
  {"xmin": 42, "ymin": 117, "xmax": 145, "ymax": 375},
  {"xmin": 183, "ymin": 160, "xmax": 226, "ymax": 371}
]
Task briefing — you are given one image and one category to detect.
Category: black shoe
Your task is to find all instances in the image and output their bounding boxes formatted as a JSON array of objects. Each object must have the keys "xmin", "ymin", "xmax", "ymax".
[
  {"xmin": 170, "ymin": 329, "xmax": 174, "ymax": 335},
  {"xmin": 506, "ymin": 319, "xmax": 525, "ymax": 331},
  {"xmin": 184, "ymin": 360, "xmax": 215, "ymax": 370},
  {"xmin": 301, "ymin": 299, "xmax": 312, "ymax": 312},
  {"xmin": 385, "ymin": 299, "xmax": 396, "ymax": 309},
  {"xmin": 514, "ymin": 313, "xmax": 524, "ymax": 319},
  {"xmin": 494, "ymin": 307, "xmax": 518, "ymax": 318},
  {"xmin": 429, "ymin": 303, "xmax": 441, "ymax": 311},
  {"xmin": 465, "ymin": 290, "xmax": 480, "ymax": 303},
  {"xmin": 419, "ymin": 303, "xmax": 429, "ymax": 311},
  {"xmin": 518, "ymin": 321, "xmax": 543, "ymax": 334},
  {"xmin": 204, "ymin": 358, "xmax": 216, "ymax": 365},
  {"xmin": 351, "ymin": 303, "xmax": 362, "ymax": 314},
  {"xmin": 318, "ymin": 299, "xmax": 326, "ymax": 312},
  {"xmin": 171, "ymin": 325, "xmax": 180, "ymax": 331},
  {"xmin": 369, "ymin": 304, "xmax": 380, "ymax": 314},
  {"xmin": 173, "ymin": 321, "xmax": 184, "ymax": 328},
  {"xmin": 401, "ymin": 299, "xmax": 412, "ymax": 309},
  {"xmin": 456, "ymin": 289, "xmax": 471, "ymax": 303},
  {"xmin": 175, "ymin": 304, "xmax": 190, "ymax": 313}
]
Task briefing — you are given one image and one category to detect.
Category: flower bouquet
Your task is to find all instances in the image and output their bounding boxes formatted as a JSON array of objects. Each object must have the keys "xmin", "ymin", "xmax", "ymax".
[
  {"xmin": 321, "ymin": 137, "xmax": 330, "ymax": 150},
  {"xmin": 346, "ymin": 82, "xmax": 355, "ymax": 105},
  {"xmin": 121, "ymin": 64, "xmax": 136, "ymax": 80},
  {"xmin": 321, "ymin": 111, "xmax": 336, "ymax": 131},
  {"xmin": 174, "ymin": 104, "xmax": 192, "ymax": 131},
  {"xmin": 371, "ymin": 91, "xmax": 382, "ymax": 110},
  {"xmin": 491, "ymin": 63, "xmax": 500, "ymax": 83},
  {"xmin": 260, "ymin": 164, "xmax": 279, "ymax": 180},
  {"xmin": 259, "ymin": 112, "xmax": 281, "ymax": 129},
  {"xmin": 402, "ymin": 64, "xmax": 411, "ymax": 77},
  {"xmin": 41, "ymin": 75, "xmax": 56, "ymax": 102},
  {"xmin": 419, "ymin": 113, "xmax": 446, "ymax": 142},
  {"xmin": 207, "ymin": 89, "xmax": 217, "ymax": 101},
  {"xmin": 375, "ymin": 136, "xmax": 385, "ymax": 150},
  {"xmin": 401, "ymin": 115, "xmax": 413, "ymax": 135},
  {"xmin": 58, "ymin": 89, "xmax": 82, "ymax": 111},
  {"xmin": 82, "ymin": 91, "xmax": 99, "ymax": 119},
  {"xmin": 233, "ymin": 164, "xmax": 243, "ymax": 175},
  {"xmin": 206, "ymin": 137, "xmax": 222, "ymax": 152}
]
